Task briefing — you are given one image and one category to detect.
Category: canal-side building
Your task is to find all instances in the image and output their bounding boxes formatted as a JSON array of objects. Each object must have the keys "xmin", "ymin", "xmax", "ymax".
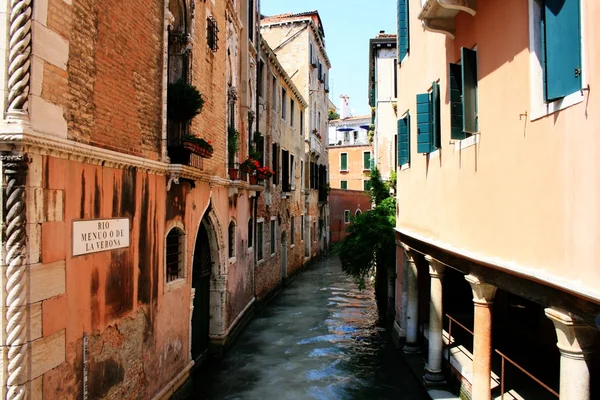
[
  {"xmin": 393, "ymin": 0, "xmax": 600, "ymax": 399},
  {"xmin": 368, "ymin": 32, "xmax": 397, "ymax": 181},
  {"xmin": 254, "ymin": 38, "xmax": 308, "ymax": 302},
  {"xmin": 0, "ymin": 0, "xmax": 261, "ymax": 398},
  {"xmin": 327, "ymin": 111, "xmax": 372, "ymax": 244},
  {"xmin": 261, "ymin": 10, "xmax": 331, "ymax": 254}
]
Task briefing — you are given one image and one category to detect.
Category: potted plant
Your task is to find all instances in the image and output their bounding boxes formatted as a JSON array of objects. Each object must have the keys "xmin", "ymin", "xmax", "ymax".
[
  {"xmin": 228, "ymin": 126, "xmax": 240, "ymax": 179},
  {"xmin": 256, "ymin": 165, "xmax": 275, "ymax": 180},
  {"xmin": 167, "ymin": 79, "xmax": 205, "ymax": 123},
  {"xmin": 240, "ymin": 157, "xmax": 259, "ymax": 174},
  {"xmin": 182, "ymin": 134, "xmax": 213, "ymax": 158}
]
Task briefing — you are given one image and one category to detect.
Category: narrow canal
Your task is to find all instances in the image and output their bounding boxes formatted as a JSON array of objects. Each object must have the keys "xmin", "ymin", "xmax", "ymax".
[{"xmin": 190, "ymin": 256, "xmax": 429, "ymax": 399}]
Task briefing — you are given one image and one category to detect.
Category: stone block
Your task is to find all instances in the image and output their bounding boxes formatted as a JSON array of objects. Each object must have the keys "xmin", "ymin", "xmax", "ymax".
[
  {"xmin": 33, "ymin": 0, "xmax": 48, "ymax": 26},
  {"xmin": 43, "ymin": 189, "xmax": 64, "ymax": 222},
  {"xmin": 30, "ymin": 56, "xmax": 45, "ymax": 97},
  {"xmin": 27, "ymin": 187, "xmax": 44, "ymax": 224},
  {"xmin": 0, "ymin": 302, "xmax": 42, "ymax": 344},
  {"xmin": 30, "ymin": 260, "xmax": 66, "ymax": 304},
  {"xmin": 31, "ymin": 21, "xmax": 68, "ymax": 70},
  {"xmin": 27, "ymin": 222, "xmax": 42, "ymax": 265},
  {"xmin": 30, "ymin": 95, "xmax": 68, "ymax": 139},
  {"xmin": 28, "ymin": 153, "xmax": 43, "ymax": 188},
  {"xmin": 31, "ymin": 329, "xmax": 65, "ymax": 380}
]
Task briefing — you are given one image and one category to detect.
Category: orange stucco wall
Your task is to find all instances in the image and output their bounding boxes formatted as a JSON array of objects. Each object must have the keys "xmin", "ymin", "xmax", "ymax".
[
  {"xmin": 396, "ymin": 0, "xmax": 600, "ymax": 301},
  {"xmin": 329, "ymin": 145, "xmax": 372, "ymax": 191}
]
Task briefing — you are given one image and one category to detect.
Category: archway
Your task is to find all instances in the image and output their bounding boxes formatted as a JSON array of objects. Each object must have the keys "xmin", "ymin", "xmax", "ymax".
[
  {"xmin": 281, "ymin": 231, "xmax": 288, "ymax": 280},
  {"xmin": 191, "ymin": 219, "xmax": 212, "ymax": 363}
]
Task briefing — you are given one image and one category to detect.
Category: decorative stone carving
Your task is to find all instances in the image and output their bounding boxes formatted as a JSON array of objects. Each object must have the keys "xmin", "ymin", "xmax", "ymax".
[
  {"xmin": 6, "ymin": 0, "xmax": 33, "ymax": 117},
  {"xmin": 2, "ymin": 153, "xmax": 29, "ymax": 399}
]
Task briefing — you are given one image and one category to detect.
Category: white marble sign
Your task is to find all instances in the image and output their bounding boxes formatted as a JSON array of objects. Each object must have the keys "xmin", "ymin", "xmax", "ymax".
[{"xmin": 72, "ymin": 218, "xmax": 130, "ymax": 256}]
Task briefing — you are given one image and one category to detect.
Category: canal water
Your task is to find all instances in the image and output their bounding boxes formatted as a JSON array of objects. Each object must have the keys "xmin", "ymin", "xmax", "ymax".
[{"xmin": 190, "ymin": 256, "xmax": 429, "ymax": 400}]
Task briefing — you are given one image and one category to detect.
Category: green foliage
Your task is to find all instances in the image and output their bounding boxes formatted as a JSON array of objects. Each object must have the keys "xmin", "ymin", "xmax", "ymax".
[
  {"xmin": 388, "ymin": 170, "xmax": 397, "ymax": 193},
  {"xmin": 328, "ymin": 110, "xmax": 340, "ymax": 120},
  {"xmin": 369, "ymin": 167, "xmax": 390, "ymax": 206},
  {"xmin": 228, "ymin": 126, "xmax": 240, "ymax": 162},
  {"xmin": 339, "ymin": 196, "xmax": 396, "ymax": 289},
  {"xmin": 167, "ymin": 79, "xmax": 205, "ymax": 122}
]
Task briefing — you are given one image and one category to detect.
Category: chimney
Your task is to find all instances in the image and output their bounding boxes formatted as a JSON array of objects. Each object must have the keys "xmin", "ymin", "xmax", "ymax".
[{"xmin": 339, "ymin": 95, "xmax": 350, "ymax": 119}]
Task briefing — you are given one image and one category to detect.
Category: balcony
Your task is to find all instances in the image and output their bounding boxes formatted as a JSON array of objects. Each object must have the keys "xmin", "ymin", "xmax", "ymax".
[
  {"xmin": 418, "ymin": 0, "xmax": 476, "ymax": 39},
  {"xmin": 309, "ymin": 132, "xmax": 322, "ymax": 158}
]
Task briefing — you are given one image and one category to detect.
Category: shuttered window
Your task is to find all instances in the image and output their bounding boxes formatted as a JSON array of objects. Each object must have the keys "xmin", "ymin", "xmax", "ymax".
[
  {"xmin": 542, "ymin": 0, "xmax": 582, "ymax": 101},
  {"xmin": 416, "ymin": 82, "xmax": 441, "ymax": 154},
  {"xmin": 449, "ymin": 47, "xmax": 478, "ymax": 140},
  {"xmin": 341, "ymin": 181, "xmax": 348, "ymax": 190},
  {"xmin": 340, "ymin": 153, "xmax": 348, "ymax": 171},
  {"xmin": 397, "ymin": 113, "xmax": 410, "ymax": 166},
  {"xmin": 397, "ymin": 0, "xmax": 409, "ymax": 61},
  {"xmin": 363, "ymin": 152, "xmax": 371, "ymax": 170}
]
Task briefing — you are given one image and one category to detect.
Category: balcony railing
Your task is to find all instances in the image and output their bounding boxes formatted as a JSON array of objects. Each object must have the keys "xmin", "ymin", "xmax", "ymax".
[
  {"xmin": 167, "ymin": 122, "xmax": 204, "ymax": 169},
  {"xmin": 310, "ymin": 133, "xmax": 322, "ymax": 157}
]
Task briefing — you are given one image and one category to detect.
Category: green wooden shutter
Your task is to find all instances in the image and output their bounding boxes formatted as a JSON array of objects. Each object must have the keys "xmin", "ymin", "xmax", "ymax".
[
  {"xmin": 341, "ymin": 181, "xmax": 347, "ymax": 190},
  {"xmin": 398, "ymin": 115, "xmax": 410, "ymax": 165},
  {"xmin": 341, "ymin": 153, "xmax": 348, "ymax": 170},
  {"xmin": 363, "ymin": 152, "xmax": 370, "ymax": 169},
  {"xmin": 543, "ymin": 0, "xmax": 582, "ymax": 101},
  {"xmin": 462, "ymin": 48, "xmax": 478, "ymax": 134},
  {"xmin": 416, "ymin": 93, "xmax": 432, "ymax": 153},
  {"xmin": 397, "ymin": 0, "xmax": 408, "ymax": 60},
  {"xmin": 432, "ymin": 82, "xmax": 440, "ymax": 149},
  {"xmin": 449, "ymin": 63, "xmax": 465, "ymax": 140}
]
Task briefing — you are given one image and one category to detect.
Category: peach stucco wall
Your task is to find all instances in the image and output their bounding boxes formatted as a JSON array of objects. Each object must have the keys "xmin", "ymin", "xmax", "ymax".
[
  {"xmin": 329, "ymin": 145, "xmax": 372, "ymax": 191},
  {"xmin": 396, "ymin": 0, "xmax": 600, "ymax": 301}
]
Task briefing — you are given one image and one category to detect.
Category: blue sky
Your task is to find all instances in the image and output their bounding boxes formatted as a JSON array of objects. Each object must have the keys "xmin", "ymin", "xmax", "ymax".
[{"xmin": 261, "ymin": 0, "xmax": 397, "ymax": 117}]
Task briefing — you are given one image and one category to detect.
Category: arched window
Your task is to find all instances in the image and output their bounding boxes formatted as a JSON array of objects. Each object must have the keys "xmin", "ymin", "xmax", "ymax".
[
  {"xmin": 248, "ymin": 218, "xmax": 253, "ymax": 248},
  {"xmin": 355, "ymin": 210, "xmax": 362, "ymax": 217},
  {"xmin": 166, "ymin": 227, "xmax": 185, "ymax": 282},
  {"xmin": 228, "ymin": 221, "xmax": 236, "ymax": 258}
]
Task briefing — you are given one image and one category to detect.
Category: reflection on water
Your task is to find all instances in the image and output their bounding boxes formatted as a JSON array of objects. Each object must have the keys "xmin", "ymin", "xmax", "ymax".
[{"xmin": 190, "ymin": 257, "xmax": 428, "ymax": 400}]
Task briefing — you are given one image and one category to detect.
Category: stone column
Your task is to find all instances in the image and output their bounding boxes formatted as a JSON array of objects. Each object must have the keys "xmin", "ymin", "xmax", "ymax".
[
  {"xmin": 545, "ymin": 308, "xmax": 597, "ymax": 400},
  {"xmin": 424, "ymin": 256, "xmax": 445, "ymax": 385},
  {"xmin": 465, "ymin": 275, "xmax": 497, "ymax": 400},
  {"xmin": 401, "ymin": 243, "xmax": 420, "ymax": 353}
]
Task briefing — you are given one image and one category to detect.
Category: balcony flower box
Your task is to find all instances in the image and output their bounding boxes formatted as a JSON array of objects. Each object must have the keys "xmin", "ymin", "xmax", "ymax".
[
  {"xmin": 183, "ymin": 134, "xmax": 213, "ymax": 158},
  {"xmin": 240, "ymin": 157, "xmax": 259, "ymax": 174},
  {"xmin": 256, "ymin": 165, "xmax": 275, "ymax": 180}
]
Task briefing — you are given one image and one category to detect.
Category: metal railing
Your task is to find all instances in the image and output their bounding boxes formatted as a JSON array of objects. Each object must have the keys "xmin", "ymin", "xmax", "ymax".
[
  {"xmin": 495, "ymin": 349, "xmax": 559, "ymax": 399},
  {"xmin": 445, "ymin": 313, "xmax": 558, "ymax": 400}
]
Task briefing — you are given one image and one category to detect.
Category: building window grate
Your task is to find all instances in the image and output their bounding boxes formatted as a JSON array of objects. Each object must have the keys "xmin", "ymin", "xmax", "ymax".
[
  {"xmin": 207, "ymin": 16, "xmax": 219, "ymax": 52},
  {"xmin": 166, "ymin": 228, "xmax": 185, "ymax": 282}
]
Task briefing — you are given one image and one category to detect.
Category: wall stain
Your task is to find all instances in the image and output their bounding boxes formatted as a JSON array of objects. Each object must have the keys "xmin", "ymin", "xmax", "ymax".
[
  {"xmin": 120, "ymin": 168, "xmax": 137, "ymax": 218},
  {"xmin": 94, "ymin": 170, "xmax": 101, "ymax": 218},
  {"xmin": 137, "ymin": 175, "xmax": 151, "ymax": 306},
  {"xmin": 90, "ymin": 269, "xmax": 100, "ymax": 328},
  {"xmin": 88, "ymin": 358, "xmax": 125, "ymax": 399},
  {"xmin": 80, "ymin": 171, "xmax": 86, "ymax": 219},
  {"xmin": 43, "ymin": 156, "xmax": 49, "ymax": 189},
  {"xmin": 112, "ymin": 175, "xmax": 119, "ymax": 217},
  {"xmin": 165, "ymin": 181, "xmax": 187, "ymax": 222},
  {"xmin": 106, "ymin": 251, "xmax": 133, "ymax": 320}
]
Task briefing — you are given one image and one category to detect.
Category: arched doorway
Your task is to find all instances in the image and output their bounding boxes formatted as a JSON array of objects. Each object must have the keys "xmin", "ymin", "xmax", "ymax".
[
  {"xmin": 191, "ymin": 220, "xmax": 212, "ymax": 363},
  {"xmin": 281, "ymin": 231, "xmax": 288, "ymax": 280}
]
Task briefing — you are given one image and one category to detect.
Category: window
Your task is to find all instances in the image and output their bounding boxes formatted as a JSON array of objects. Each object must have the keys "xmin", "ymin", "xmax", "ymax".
[
  {"xmin": 207, "ymin": 16, "xmax": 219, "ymax": 52},
  {"xmin": 290, "ymin": 154, "xmax": 295, "ymax": 190},
  {"xmin": 257, "ymin": 221, "xmax": 264, "ymax": 260},
  {"xmin": 313, "ymin": 221, "xmax": 317, "ymax": 242},
  {"xmin": 248, "ymin": 218, "xmax": 253, "ymax": 248},
  {"xmin": 355, "ymin": 210, "xmax": 362, "ymax": 216},
  {"xmin": 228, "ymin": 221, "xmax": 236, "ymax": 258},
  {"xmin": 301, "ymin": 215, "xmax": 305, "ymax": 241},
  {"xmin": 397, "ymin": 0, "xmax": 409, "ymax": 61},
  {"xmin": 541, "ymin": 0, "xmax": 582, "ymax": 102},
  {"xmin": 270, "ymin": 219, "xmax": 276, "ymax": 255},
  {"xmin": 340, "ymin": 153, "xmax": 348, "ymax": 171},
  {"xmin": 272, "ymin": 76, "xmax": 277, "ymax": 110},
  {"xmin": 394, "ymin": 134, "xmax": 398, "ymax": 167},
  {"xmin": 282, "ymin": 149, "xmax": 290, "ymax": 192},
  {"xmin": 300, "ymin": 109, "xmax": 304, "ymax": 134},
  {"xmin": 301, "ymin": 160, "xmax": 305, "ymax": 190},
  {"xmin": 281, "ymin": 88, "xmax": 287, "ymax": 120},
  {"xmin": 272, "ymin": 143, "xmax": 279, "ymax": 185},
  {"xmin": 363, "ymin": 151, "xmax": 371, "ymax": 170},
  {"xmin": 363, "ymin": 180, "xmax": 372, "ymax": 191},
  {"xmin": 397, "ymin": 112, "xmax": 411, "ymax": 166},
  {"xmin": 248, "ymin": 0, "xmax": 254, "ymax": 41},
  {"xmin": 290, "ymin": 217, "xmax": 295, "ymax": 245},
  {"xmin": 290, "ymin": 99, "xmax": 295, "ymax": 127},
  {"xmin": 310, "ymin": 41, "xmax": 315, "ymax": 66},
  {"xmin": 341, "ymin": 181, "xmax": 348, "ymax": 190},
  {"xmin": 416, "ymin": 82, "xmax": 441, "ymax": 154},
  {"xmin": 449, "ymin": 48, "xmax": 478, "ymax": 140},
  {"xmin": 344, "ymin": 210, "xmax": 350, "ymax": 224},
  {"xmin": 258, "ymin": 60, "xmax": 265, "ymax": 98},
  {"xmin": 166, "ymin": 227, "xmax": 185, "ymax": 282},
  {"xmin": 394, "ymin": 59, "xmax": 398, "ymax": 98}
]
